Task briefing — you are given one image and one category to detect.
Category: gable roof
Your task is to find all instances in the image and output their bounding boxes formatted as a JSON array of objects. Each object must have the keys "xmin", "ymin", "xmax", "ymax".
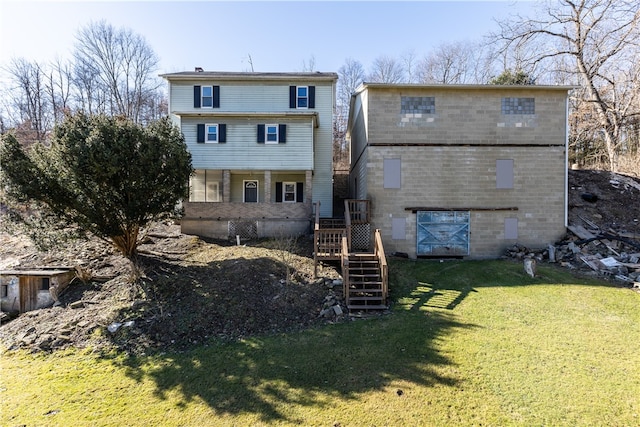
[{"xmin": 160, "ymin": 71, "xmax": 338, "ymax": 82}]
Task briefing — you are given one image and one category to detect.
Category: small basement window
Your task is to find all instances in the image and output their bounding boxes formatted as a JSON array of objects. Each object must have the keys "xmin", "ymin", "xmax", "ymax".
[
  {"xmin": 41, "ymin": 277, "xmax": 50, "ymax": 291},
  {"xmin": 1, "ymin": 284, "xmax": 7, "ymax": 298}
]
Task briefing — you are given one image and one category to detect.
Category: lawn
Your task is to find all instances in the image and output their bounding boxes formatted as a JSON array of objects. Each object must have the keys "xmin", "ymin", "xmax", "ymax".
[{"xmin": 2, "ymin": 260, "xmax": 639, "ymax": 426}]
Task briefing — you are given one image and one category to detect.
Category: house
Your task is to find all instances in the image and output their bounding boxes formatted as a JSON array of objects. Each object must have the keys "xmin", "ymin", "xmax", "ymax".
[
  {"xmin": 346, "ymin": 83, "xmax": 573, "ymax": 259},
  {"xmin": 160, "ymin": 70, "xmax": 338, "ymax": 239},
  {"xmin": 1, "ymin": 268, "xmax": 76, "ymax": 313}
]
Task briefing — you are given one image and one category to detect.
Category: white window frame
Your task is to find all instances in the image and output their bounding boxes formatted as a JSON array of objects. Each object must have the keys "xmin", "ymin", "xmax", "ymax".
[
  {"xmin": 265, "ymin": 124, "xmax": 278, "ymax": 144},
  {"xmin": 283, "ymin": 181, "xmax": 296, "ymax": 203},
  {"xmin": 205, "ymin": 123, "xmax": 218, "ymax": 143},
  {"xmin": 201, "ymin": 85, "xmax": 213, "ymax": 108},
  {"xmin": 297, "ymin": 86, "xmax": 308, "ymax": 109}
]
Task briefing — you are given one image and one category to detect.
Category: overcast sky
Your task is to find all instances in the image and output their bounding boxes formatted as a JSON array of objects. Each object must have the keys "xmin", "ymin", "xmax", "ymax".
[{"xmin": 0, "ymin": 0, "xmax": 535, "ymax": 75}]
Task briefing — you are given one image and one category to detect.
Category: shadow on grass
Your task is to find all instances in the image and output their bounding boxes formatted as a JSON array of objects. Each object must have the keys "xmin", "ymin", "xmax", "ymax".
[
  {"xmin": 389, "ymin": 258, "xmax": 612, "ymax": 312},
  {"xmin": 105, "ymin": 257, "xmax": 600, "ymax": 422},
  {"xmin": 111, "ymin": 309, "xmax": 471, "ymax": 423}
]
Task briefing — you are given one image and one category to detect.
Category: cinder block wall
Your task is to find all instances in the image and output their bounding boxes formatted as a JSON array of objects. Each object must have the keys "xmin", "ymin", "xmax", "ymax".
[{"xmin": 360, "ymin": 86, "xmax": 568, "ymax": 258}]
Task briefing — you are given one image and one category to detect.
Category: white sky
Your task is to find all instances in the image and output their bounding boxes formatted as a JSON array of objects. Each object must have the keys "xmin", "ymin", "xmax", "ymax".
[{"xmin": 0, "ymin": 0, "xmax": 535, "ymax": 75}]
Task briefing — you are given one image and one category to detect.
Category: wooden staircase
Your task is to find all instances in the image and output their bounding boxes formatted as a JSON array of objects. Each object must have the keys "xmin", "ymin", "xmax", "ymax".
[
  {"xmin": 315, "ymin": 200, "xmax": 388, "ymax": 312},
  {"xmin": 344, "ymin": 253, "xmax": 387, "ymax": 311}
]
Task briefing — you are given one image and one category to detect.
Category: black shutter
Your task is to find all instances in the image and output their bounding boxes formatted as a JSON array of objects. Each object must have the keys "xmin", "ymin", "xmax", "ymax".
[
  {"xmin": 197, "ymin": 124, "xmax": 205, "ymax": 143},
  {"xmin": 308, "ymin": 86, "xmax": 315, "ymax": 108},
  {"xmin": 194, "ymin": 86, "xmax": 201, "ymax": 108},
  {"xmin": 257, "ymin": 124, "xmax": 265, "ymax": 143},
  {"xmin": 296, "ymin": 182, "xmax": 304, "ymax": 202},
  {"xmin": 213, "ymin": 85, "xmax": 220, "ymax": 108},
  {"xmin": 275, "ymin": 182, "xmax": 283, "ymax": 202},
  {"xmin": 289, "ymin": 86, "xmax": 296, "ymax": 108},
  {"xmin": 278, "ymin": 124, "xmax": 286, "ymax": 143},
  {"xmin": 219, "ymin": 124, "xmax": 226, "ymax": 143}
]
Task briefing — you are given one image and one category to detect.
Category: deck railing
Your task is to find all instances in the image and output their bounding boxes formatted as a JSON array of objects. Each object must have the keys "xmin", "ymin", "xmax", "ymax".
[
  {"xmin": 314, "ymin": 202, "xmax": 345, "ymax": 277},
  {"xmin": 373, "ymin": 229, "xmax": 388, "ymax": 300},
  {"xmin": 341, "ymin": 235, "xmax": 350, "ymax": 299}
]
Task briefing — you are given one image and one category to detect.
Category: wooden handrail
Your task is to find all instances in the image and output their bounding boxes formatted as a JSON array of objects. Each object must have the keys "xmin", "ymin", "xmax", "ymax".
[
  {"xmin": 341, "ymin": 235, "xmax": 350, "ymax": 304},
  {"xmin": 314, "ymin": 201, "xmax": 321, "ymax": 231},
  {"xmin": 374, "ymin": 229, "xmax": 388, "ymax": 300}
]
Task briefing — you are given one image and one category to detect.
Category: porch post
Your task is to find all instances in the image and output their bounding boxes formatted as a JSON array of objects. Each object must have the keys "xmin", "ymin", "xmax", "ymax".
[
  {"xmin": 264, "ymin": 170, "xmax": 271, "ymax": 203},
  {"xmin": 305, "ymin": 170, "xmax": 313, "ymax": 208},
  {"xmin": 223, "ymin": 170, "xmax": 230, "ymax": 202}
]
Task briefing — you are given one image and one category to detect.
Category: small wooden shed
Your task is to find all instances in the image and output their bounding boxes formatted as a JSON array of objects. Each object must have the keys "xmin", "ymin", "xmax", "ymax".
[{"xmin": 0, "ymin": 268, "xmax": 76, "ymax": 313}]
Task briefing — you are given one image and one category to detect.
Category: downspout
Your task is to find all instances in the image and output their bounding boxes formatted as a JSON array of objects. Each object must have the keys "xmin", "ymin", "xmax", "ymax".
[{"xmin": 565, "ymin": 92, "xmax": 570, "ymax": 228}]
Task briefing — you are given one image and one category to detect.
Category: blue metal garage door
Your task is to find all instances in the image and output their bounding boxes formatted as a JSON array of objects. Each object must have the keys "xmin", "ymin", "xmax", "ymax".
[{"xmin": 417, "ymin": 211, "xmax": 470, "ymax": 256}]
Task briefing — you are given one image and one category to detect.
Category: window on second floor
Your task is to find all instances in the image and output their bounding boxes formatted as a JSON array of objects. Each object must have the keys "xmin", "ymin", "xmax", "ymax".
[
  {"xmin": 289, "ymin": 85, "xmax": 315, "ymax": 109},
  {"xmin": 193, "ymin": 85, "xmax": 220, "ymax": 108},
  {"xmin": 401, "ymin": 96, "xmax": 435, "ymax": 114},
  {"xmin": 501, "ymin": 97, "xmax": 535, "ymax": 115},
  {"xmin": 202, "ymin": 86, "xmax": 213, "ymax": 108}
]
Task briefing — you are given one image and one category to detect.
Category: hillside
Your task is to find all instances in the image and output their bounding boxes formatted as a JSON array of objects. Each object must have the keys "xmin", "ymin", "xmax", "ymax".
[{"xmin": 1, "ymin": 169, "xmax": 639, "ymax": 354}]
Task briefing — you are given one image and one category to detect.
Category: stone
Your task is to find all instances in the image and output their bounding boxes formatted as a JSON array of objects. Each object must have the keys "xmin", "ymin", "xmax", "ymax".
[
  {"xmin": 107, "ymin": 322, "xmax": 122, "ymax": 333},
  {"xmin": 332, "ymin": 305, "xmax": 343, "ymax": 316},
  {"xmin": 524, "ymin": 257, "xmax": 537, "ymax": 278},
  {"xmin": 69, "ymin": 301, "xmax": 85, "ymax": 309}
]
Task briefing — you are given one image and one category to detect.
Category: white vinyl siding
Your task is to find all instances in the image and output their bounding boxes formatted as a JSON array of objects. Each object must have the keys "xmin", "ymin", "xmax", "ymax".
[
  {"xmin": 183, "ymin": 118, "xmax": 314, "ymax": 170},
  {"xmin": 168, "ymin": 79, "xmax": 335, "ymax": 217}
]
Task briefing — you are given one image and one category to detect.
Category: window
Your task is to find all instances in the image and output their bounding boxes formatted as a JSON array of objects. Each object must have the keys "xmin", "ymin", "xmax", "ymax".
[
  {"xmin": 289, "ymin": 85, "xmax": 315, "ymax": 108},
  {"xmin": 383, "ymin": 158, "xmax": 401, "ymax": 189},
  {"xmin": 202, "ymin": 86, "xmax": 213, "ymax": 108},
  {"xmin": 266, "ymin": 124, "xmax": 278, "ymax": 143},
  {"xmin": 1, "ymin": 284, "xmax": 7, "ymax": 298},
  {"xmin": 206, "ymin": 124, "xmax": 218, "ymax": 143},
  {"xmin": 257, "ymin": 124, "xmax": 286, "ymax": 143},
  {"xmin": 496, "ymin": 159, "xmax": 514, "ymax": 189},
  {"xmin": 275, "ymin": 181, "xmax": 303, "ymax": 202},
  {"xmin": 193, "ymin": 85, "xmax": 220, "ymax": 108},
  {"xmin": 401, "ymin": 96, "xmax": 435, "ymax": 114},
  {"xmin": 189, "ymin": 170, "xmax": 222, "ymax": 202},
  {"xmin": 283, "ymin": 182, "xmax": 296, "ymax": 202},
  {"xmin": 297, "ymin": 86, "xmax": 308, "ymax": 108},
  {"xmin": 501, "ymin": 97, "xmax": 535, "ymax": 114},
  {"xmin": 41, "ymin": 277, "xmax": 50, "ymax": 291},
  {"xmin": 197, "ymin": 124, "xmax": 226, "ymax": 143}
]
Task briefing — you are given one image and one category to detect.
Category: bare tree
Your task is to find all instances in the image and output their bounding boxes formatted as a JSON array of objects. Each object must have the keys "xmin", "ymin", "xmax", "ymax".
[
  {"xmin": 401, "ymin": 49, "xmax": 418, "ymax": 83},
  {"xmin": 301, "ymin": 55, "xmax": 316, "ymax": 72},
  {"xmin": 45, "ymin": 57, "xmax": 74, "ymax": 123},
  {"xmin": 3, "ymin": 58, "xmax": 51, "ymax": 144},
  {"xmin": 367, "ymin": 55, "xmax": 405, "ymax": 84},
  {"xmin": 494, "ymin": 0, "xmax": 640, "ymax": 171},
  {"xmin": 73, "ymin": 20, "xmax": 161, "ymax": 123},
  {"xmin": 336, "ymin": 58, "xmax": 365, "ymax": 169},
  {"xmin": 417, "ymin": 41, "xmax": 481, "ymax": 84}
]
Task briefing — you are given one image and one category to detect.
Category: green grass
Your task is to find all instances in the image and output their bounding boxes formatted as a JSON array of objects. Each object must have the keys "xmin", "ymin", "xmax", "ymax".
[{"xmin": 2, "ymin": 260, "xmax": 640, "ymax": 426}]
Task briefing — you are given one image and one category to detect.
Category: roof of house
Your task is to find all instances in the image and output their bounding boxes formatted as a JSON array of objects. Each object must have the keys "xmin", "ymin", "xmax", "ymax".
[
  {"xmin": 354, "ymin": 82, "xmax": 576, "ymax": 94},
  {"xmin": 160, "ymin": 71, "xmax": 338, "ymax": 82}
]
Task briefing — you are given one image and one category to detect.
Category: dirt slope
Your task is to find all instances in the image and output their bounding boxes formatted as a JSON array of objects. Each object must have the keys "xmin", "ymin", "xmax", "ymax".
[{"xmin": 1, "ymin": 169, "xmax": 639, "ymax": 354}]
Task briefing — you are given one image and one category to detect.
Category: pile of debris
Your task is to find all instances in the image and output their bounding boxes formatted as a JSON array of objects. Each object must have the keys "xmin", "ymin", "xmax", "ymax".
[{"xmin": 505, "ymin": 222, "xmax": 640, "ymax": 287}]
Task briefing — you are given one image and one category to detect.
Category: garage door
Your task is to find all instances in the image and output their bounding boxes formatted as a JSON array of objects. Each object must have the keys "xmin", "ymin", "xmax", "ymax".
[{"xmin": 417, "ymin": 211, "xmax": 470, "ymax": 256}]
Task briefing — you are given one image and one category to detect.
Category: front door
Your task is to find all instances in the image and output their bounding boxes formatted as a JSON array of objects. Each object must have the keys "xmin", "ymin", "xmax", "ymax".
[
  {"xmin": 417, "ymin": 211, "xmax": 470, "ymax": 256},
  {"xmin": 244, "ymin": 180, "xmax": 258, "ymax": 203}
]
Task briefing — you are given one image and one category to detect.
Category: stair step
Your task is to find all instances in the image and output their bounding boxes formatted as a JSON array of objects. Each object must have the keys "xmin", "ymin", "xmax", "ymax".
[
  {"xmin": 347, "ymin": 304, "xmax": 388, "ymax": 311},
  {"xmin": 348, "ymin": 296, "xmax": 385, "ymax": 301},
  {"xmin": 349, "ymin": 282, "xmax": 383, "ymax": 287}
]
